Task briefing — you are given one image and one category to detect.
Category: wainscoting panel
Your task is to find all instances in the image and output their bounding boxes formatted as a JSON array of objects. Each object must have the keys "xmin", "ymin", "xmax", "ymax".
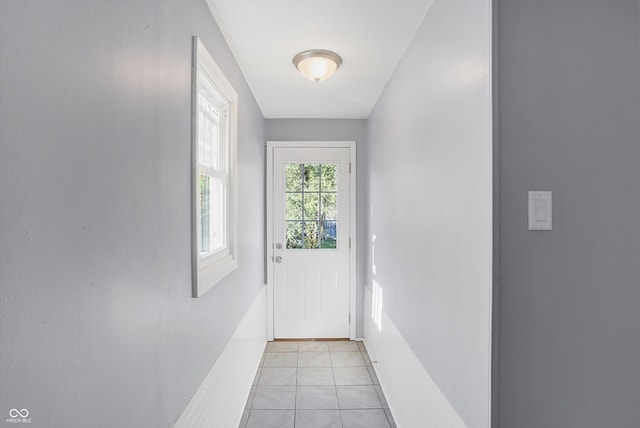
[
  {"xmin": 174, "ymin": 286, "xmax": 266, "ymax": 428},
  {"xmin": 364, "ymin": 286, "xmax": 467, "ymax": 428}
]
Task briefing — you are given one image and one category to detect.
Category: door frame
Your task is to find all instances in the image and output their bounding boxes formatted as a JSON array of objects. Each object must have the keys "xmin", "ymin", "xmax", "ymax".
[{"xmin": 266, "ymin": 141, "xmax": 357, "ymax": 341}]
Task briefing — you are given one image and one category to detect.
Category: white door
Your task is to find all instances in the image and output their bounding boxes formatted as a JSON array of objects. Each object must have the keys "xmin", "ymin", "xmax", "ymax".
[{"xmin": 271, "ymin": 146, "xmax": 351, "ymax": 338}]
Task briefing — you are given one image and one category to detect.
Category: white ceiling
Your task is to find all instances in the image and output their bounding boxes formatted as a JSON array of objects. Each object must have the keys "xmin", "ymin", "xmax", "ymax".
[{"xmin": 206, "ymin": 0, "xmax": 434, "ymax": 119}]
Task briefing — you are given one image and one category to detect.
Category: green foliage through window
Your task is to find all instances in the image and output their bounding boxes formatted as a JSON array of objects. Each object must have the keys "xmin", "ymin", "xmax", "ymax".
[{"xmin": 285, "ymin": 163, "xmax": 338, "ymax": 249}]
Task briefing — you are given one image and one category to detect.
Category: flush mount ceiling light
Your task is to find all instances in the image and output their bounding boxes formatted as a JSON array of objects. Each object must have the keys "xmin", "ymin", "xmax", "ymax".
[{"xmin": 293, "ymin": 50, "xmax": 342, "ymax": 83}]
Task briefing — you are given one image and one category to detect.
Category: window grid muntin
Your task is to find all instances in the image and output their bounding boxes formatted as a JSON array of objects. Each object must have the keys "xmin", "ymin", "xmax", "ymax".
[
  {"xmin": 285, "ymin": 162, "xmax": 338, "ymax": 250},
  {"xmin": 197, "ymin": 66, "xmax": 230, "ymax": 258}
]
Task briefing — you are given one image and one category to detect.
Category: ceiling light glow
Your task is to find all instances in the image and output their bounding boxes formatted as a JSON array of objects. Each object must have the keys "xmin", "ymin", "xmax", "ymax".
[{"xmin": 293, "ymin": 50, "xmax": 342, "ymax": 83}]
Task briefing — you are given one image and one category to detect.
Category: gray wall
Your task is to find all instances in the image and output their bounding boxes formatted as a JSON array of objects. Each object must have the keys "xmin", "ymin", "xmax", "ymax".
[
  {"xmin": 365, "ymin": 0, "xmax": 493, "ymax": 426},
  {"xmin": 0, "ymin": 1, "xmax": 265, "ymax": 427},
  {"xmin": 265, "ymin": 119, "xmax": 368, "ymax": 338},
  {"xmin": 497, "ymin": 0, "xmax": 640, "ymax": 427}
]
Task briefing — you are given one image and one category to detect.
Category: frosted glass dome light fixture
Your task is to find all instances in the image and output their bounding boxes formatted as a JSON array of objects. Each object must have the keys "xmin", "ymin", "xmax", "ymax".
[{"xmin": 293, "ymin": 50, "xmax": 342, "ymax": 83}]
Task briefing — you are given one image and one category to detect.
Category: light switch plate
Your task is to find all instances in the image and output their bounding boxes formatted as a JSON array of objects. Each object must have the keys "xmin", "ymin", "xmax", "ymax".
[{"xmin": 528, "ymin": 191, "xmax": 552, "ymax": 230}]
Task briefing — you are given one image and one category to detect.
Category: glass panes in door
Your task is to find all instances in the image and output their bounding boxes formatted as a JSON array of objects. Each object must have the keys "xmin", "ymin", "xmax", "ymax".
[{"xmin": 285, "ymin": 163, "xmax": 338, "ymax": 249}]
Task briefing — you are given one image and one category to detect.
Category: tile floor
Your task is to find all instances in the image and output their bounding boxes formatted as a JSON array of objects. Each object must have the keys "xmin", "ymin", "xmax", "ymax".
[{"xmin": 239, "ymin": 340, "xmax": 396, "ymax": 428}]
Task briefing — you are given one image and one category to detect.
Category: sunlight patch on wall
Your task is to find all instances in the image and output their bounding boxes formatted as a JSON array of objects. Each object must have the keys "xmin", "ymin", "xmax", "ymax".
[
  {"xmin": 371, "ymin": 234, "xmax": 377, "ymax": 275},
  {"xmin": 372, "ymin": 280, "xmax": 383, "ymax": 332}
]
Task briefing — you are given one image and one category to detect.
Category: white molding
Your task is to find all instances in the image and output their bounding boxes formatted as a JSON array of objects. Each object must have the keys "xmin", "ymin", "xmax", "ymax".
[
  {"xmin": 174, "ymin": 286, "xmax": 266, "ymax": 428},
  {"xmin": 266, "ymin": 141, "xmax": 357, "ymax": 340},
  {"xmin": 266, "ymin": 144, "xmax": 274, "ymax": 340},
  {"xmin": 348, "ymin": 145, "xmax": 357, "ymax": 340},
  {"xmin": 364, "ymin": 287, "xmax": 467, "ymax": 428}
]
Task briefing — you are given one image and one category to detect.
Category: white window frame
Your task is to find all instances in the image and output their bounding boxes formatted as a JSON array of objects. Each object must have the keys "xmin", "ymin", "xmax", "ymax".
[{"xmin": 191, "ymin": 36, "xmax": 238, "ymax": 298}]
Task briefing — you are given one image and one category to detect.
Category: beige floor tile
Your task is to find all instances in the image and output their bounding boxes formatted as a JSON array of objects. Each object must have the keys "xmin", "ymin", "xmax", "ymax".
[
  {"xmin": 341, "ymin": 409, "xmax": 390, "ymax": 428},
  {"xmin": 240, "ymin": 340, "xmax": 395, "ymax": 427},
  {"xmin": 296, "ymin": 386, "xmax": 339, "ymax": 410},
  {"xmin": 330, "ymin": 351, "xmax": 365, "ymax": 367},
  {"xmin": 336, "ymin": 386, "xmax": 382, "ymax": 409},
  {"xmin": 259, "ymin": 368, "xmax": 297, "ymax": 385},
  {"xmin": 298, "ymin": 367, "xmax": 335, "ymax": 385},
  {"xmin": 299, "ymin": 341, "xmax": 329, "ymax": 352},
  {"xmin": 252, "ymin": 386, "xmax": 296, "ymax": 409},
  {"xmin": 333, "ymin": 367, "xmax": 373, "ymax": 385},
  {"xmin": 263, "ymin": 352, "xmax": 298, "ymax": 368},
  {"xmin": 328, "ymin": 341, "xmax": 359, "ymax": 352},
  {"xmin": 299, "ymin": 351, "xmax": 332, "ymax": 367},
  {"xmin": 295, "ymin": 409, "xmax": 342, "ymax": 428},
  {"xmin": 266, "ymin": 341, "xmax": 299, "ymax": 353},
  {"xmin": 246, "ymin": 409, "xmax": 294, "ymax": 428}
]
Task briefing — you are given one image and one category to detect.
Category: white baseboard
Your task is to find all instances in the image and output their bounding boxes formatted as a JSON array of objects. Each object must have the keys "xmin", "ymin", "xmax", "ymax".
[
  {"xmin": 174, "ymin": 286, "xmax": 266, "ymax": 428},
  {"xmin": 364, "ymin": 287, "xmax": 467, "ymax": 428}
]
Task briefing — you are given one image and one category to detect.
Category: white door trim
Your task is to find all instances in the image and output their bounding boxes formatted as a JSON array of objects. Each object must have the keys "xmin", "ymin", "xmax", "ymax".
[{"xmin": 266, "ymin": 141, "xmax": 356, "ymax": 341}]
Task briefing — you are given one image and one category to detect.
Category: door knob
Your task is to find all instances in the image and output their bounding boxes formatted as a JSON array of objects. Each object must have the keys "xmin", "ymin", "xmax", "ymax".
[
  {"xmin": 274, "ymin": 256, "xmax": 283, "ymax": 263},
  {"xmin": 275, "ymin": 243, "xmax": 283, "ymax": 250}
]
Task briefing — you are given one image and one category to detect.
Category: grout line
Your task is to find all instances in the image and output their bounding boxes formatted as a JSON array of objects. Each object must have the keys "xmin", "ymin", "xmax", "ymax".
[
  {"xmin": 244, "ymin": 341, "xmax": 395, "ymax": 427},
  {"xmin": 293, "ymin": 344, "xmax": 298, "ymax": 426},
  {"xmin": 385, "ymin": 408, "xmax": 396, "ymax": 427},
  {"xmin": 273, "ymin": 337, "xmax": 350, "ymax": 342}
]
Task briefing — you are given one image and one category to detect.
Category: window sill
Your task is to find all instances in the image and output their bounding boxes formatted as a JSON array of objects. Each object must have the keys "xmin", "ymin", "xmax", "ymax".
[{"xmin": 193, "ymin": 253, "xmax": 237, "ymax": 297}]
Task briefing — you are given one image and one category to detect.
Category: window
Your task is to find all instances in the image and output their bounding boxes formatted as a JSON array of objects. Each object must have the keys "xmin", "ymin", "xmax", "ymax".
[
  {"xmin": 191, "ymin": 37, "xmax": 238, "ymax": 297},
  {"xmin": 284, "ymin": 163, "xmax": 338, "ymax": 249}
]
